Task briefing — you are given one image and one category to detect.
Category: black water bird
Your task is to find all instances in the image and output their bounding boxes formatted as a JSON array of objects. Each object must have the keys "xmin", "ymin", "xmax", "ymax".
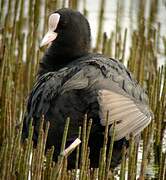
[{"xmin": 22, "ymin": 8, "xmax": 153, "ymax": 168}]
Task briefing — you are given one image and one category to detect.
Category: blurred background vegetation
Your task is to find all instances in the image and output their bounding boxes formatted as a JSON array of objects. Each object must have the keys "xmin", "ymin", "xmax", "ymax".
[{"xmin": 0, "ymin": 0, "xmax": 165, "ymax": 179}]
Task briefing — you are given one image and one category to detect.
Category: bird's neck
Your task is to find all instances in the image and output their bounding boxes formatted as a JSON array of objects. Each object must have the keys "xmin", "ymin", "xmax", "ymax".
[{"xmin": 37, "ymin": 46, "xmax": 89, "ymax": 77}]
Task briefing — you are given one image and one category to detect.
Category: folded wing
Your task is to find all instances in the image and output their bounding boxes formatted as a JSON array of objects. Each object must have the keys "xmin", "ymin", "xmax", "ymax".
[{"xmin": 97, "ymin": 90, "xmax": 152, "ymax": 140}]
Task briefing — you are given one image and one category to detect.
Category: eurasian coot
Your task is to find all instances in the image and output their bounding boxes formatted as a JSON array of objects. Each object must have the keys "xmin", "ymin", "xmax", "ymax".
[{"xmin": 22, "ymin": 8, "xmax": 153, "ymax": 168}]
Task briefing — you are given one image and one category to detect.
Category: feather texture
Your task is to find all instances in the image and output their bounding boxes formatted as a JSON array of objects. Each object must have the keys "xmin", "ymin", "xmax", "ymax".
[{"xmin": 97, "ymin": 90, "xmax": 151, "ymax": 140}]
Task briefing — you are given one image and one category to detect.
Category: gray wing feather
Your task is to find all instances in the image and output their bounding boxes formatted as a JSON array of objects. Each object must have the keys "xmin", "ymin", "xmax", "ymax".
[
  {"xmin": 97, "ymin": 90, "xmax": 152, "ymax": 140},
  {"xmin": 61, "ymin": 69, "xmax": 88, "ymax": 94}
]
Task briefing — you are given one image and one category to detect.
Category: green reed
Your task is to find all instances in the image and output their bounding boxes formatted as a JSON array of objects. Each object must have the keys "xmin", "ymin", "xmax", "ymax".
[{"xmin": 0, "ymin": 0, "xmax": 166, "ymax": 179}]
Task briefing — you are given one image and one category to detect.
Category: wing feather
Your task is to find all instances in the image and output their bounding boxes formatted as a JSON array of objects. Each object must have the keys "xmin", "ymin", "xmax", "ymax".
[{"xmin": 97, "ymin": 90, "xmax": 151, "ymax": 140}]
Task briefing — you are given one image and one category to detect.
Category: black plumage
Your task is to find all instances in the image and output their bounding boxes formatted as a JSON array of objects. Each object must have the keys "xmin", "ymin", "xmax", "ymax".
[{"xmin": 22, "ymin": 8, "xmax": 152, "ymax": 168}]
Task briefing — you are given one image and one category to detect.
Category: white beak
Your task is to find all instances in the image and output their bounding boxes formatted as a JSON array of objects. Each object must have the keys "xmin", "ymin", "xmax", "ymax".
[{"xmin": 40, "ymin": 30, "xmax": 58, "ymax": 47}]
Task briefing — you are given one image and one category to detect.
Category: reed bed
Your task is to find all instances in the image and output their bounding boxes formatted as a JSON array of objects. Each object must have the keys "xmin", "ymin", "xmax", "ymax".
[{"xmin": 0, "ymin": 0, "xmax": 165, "ymax": 179}]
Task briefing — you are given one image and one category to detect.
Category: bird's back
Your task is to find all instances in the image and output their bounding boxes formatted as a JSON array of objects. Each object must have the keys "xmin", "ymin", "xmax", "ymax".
[{"xmin": 22, "ymin": 53, "xmax": 152, "ymax": 168}]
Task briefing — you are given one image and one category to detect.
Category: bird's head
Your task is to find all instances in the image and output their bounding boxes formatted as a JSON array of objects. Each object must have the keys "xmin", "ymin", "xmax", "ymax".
[{"xmin": 40, "ymin": 8, "xmax": 91, "ymax": 58}]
